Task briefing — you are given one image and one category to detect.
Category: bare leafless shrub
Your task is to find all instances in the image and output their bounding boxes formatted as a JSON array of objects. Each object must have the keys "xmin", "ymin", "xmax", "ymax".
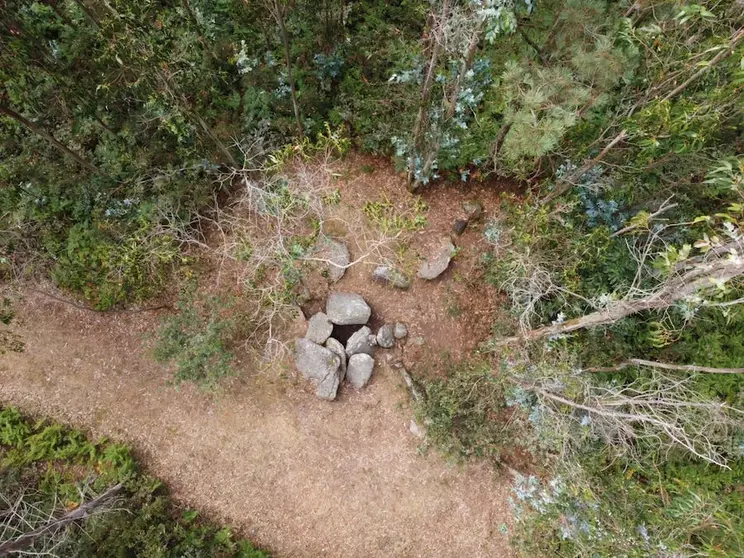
[
  {"xmin": 157, "ymin": 135, "xmax": 399, "ymax": 361},
  {"xmin": 511, "ymin": 357, "xmax": 742, "ymax": 467}
]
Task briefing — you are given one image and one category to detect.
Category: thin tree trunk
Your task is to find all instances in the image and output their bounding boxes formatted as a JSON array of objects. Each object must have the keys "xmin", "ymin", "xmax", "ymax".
[
  {"xmin": 539, "ymin": 17, "xmax": 562, "ymax": 60},
  {"xmin": 408, "ymin": 0, "xmax": 450, "ymax": 191},
  {"xmin": 445, "ymin": 30, "xmax": 480, "ymax": 120},
  {"xmin": 98, "ymin": 0, "xmax": 120, "ymax": 19},
  {"xmin": 272, "ymin": 0, "xmax": 303, "ymax": 139},
  {"xmin": 0, "ymin": 105, "xmax": 102, "ymax": 174},
  {"xmin": 191, "ymin": 108, "xmax": 238, "ymax": 166},
  {"xmin": 659, "ymin": 28, "xmax": 744, "ymax": 103},
  {"xmin": 0, "ymin": 484, "xmax": 123, "ymax": 555},
  {"xmin": 91, "ymin": 112, "xmax": 116, "ymax": 136},
  {"xmin": 71, "ymin": 0, "xmax": 101, "ymax": 28},
  {"xmin": 494, "ymin": 251, "xmax": 744, "ymax": 346},
  {"xmin": 518, "ymin": 27, "xmax": 546, "ymax": 64},
  {"xmin": 155, "ymin": 70, "xmax": 238, "ymax": 166},
  {"xmin": 491, "ymin": 122, "xmax": 512, "ymax": 168},
  {"xmin": 415, "ymin": 10, "xmax": 479, "ymax": 187},
  {"xmin": 41, "ymin": 0, "xmax": 72, "ymax": 24},
  {"xmin": 542, "ymin": 130, "xmax": 627, "ymax": 204}
]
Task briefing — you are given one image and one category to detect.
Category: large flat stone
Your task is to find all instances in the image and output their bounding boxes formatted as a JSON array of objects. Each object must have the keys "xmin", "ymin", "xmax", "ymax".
[
  {"xmin": 326, "ymin": 292, "xmax": 371, "ymax": 325},
  {"xmin": 316, "ymin": 237, "xmax": 350, "ymax": 283},
  {"xmin": 294, "ymin": 338, "xmax": 340, "ymax": 382}
]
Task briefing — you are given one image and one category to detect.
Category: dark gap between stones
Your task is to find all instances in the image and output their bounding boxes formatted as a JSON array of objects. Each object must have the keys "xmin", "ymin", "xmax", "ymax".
[{"xmin": 331, "ymin": 324, "xmax": 364, "ymax": 345}]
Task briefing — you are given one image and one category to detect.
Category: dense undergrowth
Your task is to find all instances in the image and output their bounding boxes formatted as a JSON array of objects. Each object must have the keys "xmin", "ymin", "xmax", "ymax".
[
  {"xmin": 0, "ymin": 406, "xmax": 267, "ymax": 556},
  {"xmin": 419, "ymin": 348, "xmax": 744, "ymax": 556}
]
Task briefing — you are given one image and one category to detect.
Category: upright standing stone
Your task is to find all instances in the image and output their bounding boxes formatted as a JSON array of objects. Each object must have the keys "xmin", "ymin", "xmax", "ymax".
[
  {"xmin": 324, "ymin": 337, "xmax": 347, "ymax": 382},
  {"xmin": 376, "ymin": 324, "xmax": 395, "ymax": 348},
  {"xmin": 394, "ymin": 322, "xmax": 408, "ymax": 339},
  {"xmin": 316, "ymin": 237, "xmax": 350, "ymax": 283},
  {"xmin": 347, "ymin": 353, "xmax": 375, "ymax": 389},
  {"xmin": 305, "ymin": 312, "xmax": 333, "ymax": 344},
  {"xmin": 346, "ymin": 326, "xmax": 376, "ymax": 357}
]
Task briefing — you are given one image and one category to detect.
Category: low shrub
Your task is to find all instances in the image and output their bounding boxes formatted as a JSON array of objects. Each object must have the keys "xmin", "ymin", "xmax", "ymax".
[
  {"xmin": 53, "ymin": 219, "xmax": 180, "ymax": 310},
  {"xmin": 153, "ymin": 287, "xmax": 237, "ymax": 388},
  {"xmin": 417, "ymin": 359, "xmax": 512, "ymax": 463}
]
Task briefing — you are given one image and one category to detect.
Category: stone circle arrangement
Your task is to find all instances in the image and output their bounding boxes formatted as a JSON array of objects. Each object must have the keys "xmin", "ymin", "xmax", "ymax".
[{"xmin": 294, "ymin": 292, "xmax": 407, "ymax": 400}]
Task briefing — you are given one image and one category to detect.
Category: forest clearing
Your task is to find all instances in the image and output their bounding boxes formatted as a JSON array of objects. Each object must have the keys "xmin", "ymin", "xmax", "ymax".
[
  {"xmin": 1, "ymin": 157, "xmax": 516, "ymax": 556},
  {"xmin": 2, "ymin": 0, "xmax": 744, "ymax": 556}
]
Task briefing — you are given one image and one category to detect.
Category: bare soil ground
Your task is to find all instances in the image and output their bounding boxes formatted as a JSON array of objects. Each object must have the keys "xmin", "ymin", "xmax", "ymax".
[
  {"xmin": 0, "ymin": 155, "xmax": 519, "ymax": 557},
  {"xmin": 294, "ymin": 154, "xmax": 512, "ymax": 369}
]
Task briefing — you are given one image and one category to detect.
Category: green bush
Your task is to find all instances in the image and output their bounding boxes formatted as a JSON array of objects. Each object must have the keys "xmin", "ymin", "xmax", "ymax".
[
  {"xmin": 153, "ymin": 288, "xmax": 237, "ymax": 388},
  {"xmin": 417, "ymin": 359, "xmax": 512, "ymax": 462},
  {"xmin": 510, "ymin": 449, "xmax": 744, "ymax": 557},
  {"xmin": 53, "ymin": 220, "xmax": 180, "ymax": 310},
  {"xmin": 0, "ymin": 407, "xmax": 267, "ymax": 557}
]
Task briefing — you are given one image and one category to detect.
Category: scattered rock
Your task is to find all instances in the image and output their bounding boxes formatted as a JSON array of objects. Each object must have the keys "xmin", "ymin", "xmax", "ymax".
[
  {"xmin": 462, "ymin": 199, "xmax": 483, "ymax": 221},
  {"xmin": 376, "ymin": 324, "xmax": 395, "ymax": 348},
  {"xmin": 409, "ymin": 336, "xmax": 425, "ymax": 346},
  {"xmin": 409, "ymin": 419, "xmax": 426, "ymax": 439},
  {"xmin": 294, "ymin": 338, "xmax": 342, "ymax": 400},
  {"xmin": 453, "ymin": 219, "xmax": 468, "ymax": 235},
  {"xmin": 379, "ymin": 352, "xmax": 396, "ymax": 364},
  {"xmin": 373, "ymin": 265, "xmax": 411, "ymax": 289},
  {"xmin": 305, "ymin": 312, "xmax": 333, "ymax": 344},
  {"xmin": 417, "ymin": 239, "xmax": 456, "ymax": 280},
  {"xmin": 347, "ymin": 353, "xmax": 375, "ymax": 389},
  {"xmin": 393, "ymin": 322, "xmax": 408, "ymax": 339},
  {"xmin": 324, "ymin": 337, "xmax": 347, "ymax": 382},
  {"xmin": 315, "ymin": 237, "xmax": 350, "ymax": 283},
  {"xmin": 346, "ymin": 326, "xmax": 375, "ymax": 357},
  {"xmin": 326, "ymin": 292, "xmax": 372, "ymax": 325}
]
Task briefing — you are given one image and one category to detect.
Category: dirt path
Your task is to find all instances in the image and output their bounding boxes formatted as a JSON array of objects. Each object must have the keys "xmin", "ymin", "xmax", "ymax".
[{"xmin": 1, "ymin": 291, "xmax": 514, "ymax": 557}]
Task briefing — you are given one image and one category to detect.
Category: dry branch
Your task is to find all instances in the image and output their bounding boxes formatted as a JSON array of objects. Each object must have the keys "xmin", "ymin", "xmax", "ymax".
[
  {"xmin": 521, "ymin": 370, "xmax": 740, "ymax": 467},
  {"xmin": 584, "ymin": 358, "xmax": 744, "ymax": 375},
  {"xmin": 610, "ymin": 196, "xmax": 678, "ymax": 238},
  {"xmin": 495, "ymin": 245, "xmax": 744, "ymax": 346},
  {"xmin": 0, "ymin": 484, "xmax": 123, "ymax": 556}
]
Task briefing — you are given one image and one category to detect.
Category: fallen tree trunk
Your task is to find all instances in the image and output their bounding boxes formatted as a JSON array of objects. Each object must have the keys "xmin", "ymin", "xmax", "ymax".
[
  {"xmin": 584, "ymin": 358, "xmax": 744, "ymax": 375},
  {"xmin": 495, "ymin": 249, "xmax": 744, "ymax": 346}
]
